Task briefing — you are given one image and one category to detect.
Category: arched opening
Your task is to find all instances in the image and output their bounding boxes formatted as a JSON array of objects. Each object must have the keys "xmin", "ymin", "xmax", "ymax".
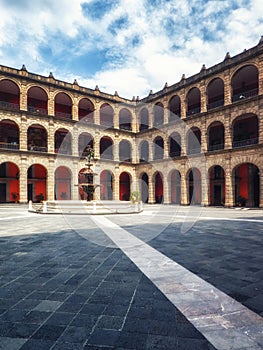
[
  {"xmin": 78, "ymin": 132, "xmax": 94, "ymax": 158},
  {"xmin": 55, "ymin": 92, "xmax": 72, "ymax": 119},
  {"xmin": 140, "ymin": 173, "xmax": 149, "ymax": 203},
  {"xmin": 27, "ymin": 86, "xmax": 48, "ymax": 115},
  {"xmin": 154, "ymin": 172, "xmax": 163, "ymax": 203},
  {"xmin": 209, "ymin": 166, "xmax": 225, "ymax": 206},
  {"xmin": 187, "ymin": 127, "xmax": 201, "ymax": 155},
  {"xmin": 100, "ymin": 103, "xmax": 114, "ymax": 127},
  {"xmin": 119, "ymin": 172, "xmax": 131, "ymax": 201},
  {"xmin": 153, "ymin": 136, "xmax": 164, "ymax": 160},
  {"xmin": 139, "ymin": 108, "xmax": 149, "ymax": 131},
  {"xmin": 208, "ymin": 121, "xmax": 224, "ymax": 151},
  {"xmin": 232, "ymin": 114, "xmax": 258, "ymax": 148},
  {"xmin": 139, "ymin": 141, "xmax": 149, "ymax": 163},
  {"xmin": 186, "ymin": 87, "xmax": 201, "ymax": 116},
  {"xmin": 78, "ymin": 98, "xmax": 94, "ymax": 123},
  {"xmin": 27, "ymin": 124, "xmax": 47, "ymax": 152},
  {"xmin": 187, "ymin": 168, "xmax": 201, "ymax": 205},
  {"xmin": 231, "ymin": 65, "xmax": 258, "ymax": 102},
  {"xmin": 55, "ymin": 129, "xmax": 72, "ymax": 155},
  {"xmin": 100, "ymin": 136, "xmax": 113, "ymax": 160},
  {"xmin": 0, "ymin": 119, "xmax": 19, "ymax": 150},
  {"xmin": 119, "ymin": 140, "xmax": 131, "ymax": 162},
  {"xmin": 119, "ymin": 108, "xmax": 132, "ymax": 131},
  {"xmin": 55, "ymin": 166, "xmax": 71, "ymax": 200},
  {"xmin": 234, "ymin": 163, "xmax": 259, "ymax": 207},
  {"xmin": 0, "ymin": 162, "xmax": 19, "ymax": 203},
  {"xmin": 0, "ymin": 79, "xmax": 20, "ymax": 110},
  {"xmin": 100, "ymin": 170, "xmax": 113, "ymax": 200},
  {"xmin": 169, "ymin": 132, "xmax": 181, "ymax": 158},
  {"xmin": 170, "ymin": 170, "xmax": 181, "ymax": 204},
  {"xmin": 207, "ymin": 78, "xmax": 224, "ymax": 110},
  {"xmin": 153, "ymin": 102, "xmax": 164, "ymax": 127},
  {"xmin": 27, "ymin": 164, "xmax": 47, "ymax": 202},
  {"xmin": 168, "ymin": 95, "xmax": 181, "ymax": 122}
]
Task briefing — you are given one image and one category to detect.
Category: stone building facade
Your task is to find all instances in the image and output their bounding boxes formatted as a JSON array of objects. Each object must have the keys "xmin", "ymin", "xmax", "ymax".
[{"xmin": 0, "ymin": 37, "xmax": 263, "ymax": 207}]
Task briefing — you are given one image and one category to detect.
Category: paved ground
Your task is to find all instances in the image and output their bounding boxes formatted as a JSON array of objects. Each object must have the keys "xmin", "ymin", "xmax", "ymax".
[{"xmin": 0, "ymin": 204, "xmax": 262, "ymax": 349}]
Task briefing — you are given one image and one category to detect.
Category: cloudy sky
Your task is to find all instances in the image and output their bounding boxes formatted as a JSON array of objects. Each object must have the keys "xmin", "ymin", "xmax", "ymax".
[{"xmin": 0, "ymin": 0, "xmax": 262, "ymax": 99}]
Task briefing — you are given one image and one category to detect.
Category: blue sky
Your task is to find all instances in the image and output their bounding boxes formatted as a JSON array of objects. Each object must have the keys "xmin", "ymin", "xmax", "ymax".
[{"xmin": 0, "ymin": 0, "xmax": 262, "ymax": 99}]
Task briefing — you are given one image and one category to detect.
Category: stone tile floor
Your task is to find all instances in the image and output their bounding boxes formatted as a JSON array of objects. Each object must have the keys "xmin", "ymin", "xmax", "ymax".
[{"xmin": 0, "ymin": 204, "xmax": 262, "ymax": 349}]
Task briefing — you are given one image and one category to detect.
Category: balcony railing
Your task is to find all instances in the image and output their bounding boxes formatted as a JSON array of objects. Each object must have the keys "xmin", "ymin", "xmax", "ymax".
[
  {"xmin": 169, "ymin": 150, "xmax": 181, "ymax": 158},
  {"xmin": 186, "ymin": 107, "xmax": 201, "ymax": 117},
  {"xmin": 0, "ymin": 101, "xmax": 19, "ymax": 111},
  {"xmin": 232, "ymin": 88, "xmax": 258, "ymax": 102},
  {"xmin": 233, "ymin": 137, "xmax": 258, "ymax": 148},
  {"xmin": 187, "ymin": 147, "xmax": 201, "ymax": 155},
  {"xmin": 0, "ymin": 142, "xmax": 19, "ymax": 150},
  {"xmin": 55, "ymin": 148, "xmax": 72, "ymax": 155},
  {"xmin": 208, "ymin": 143, "xmax": 224, "ymax": 151},
  {"xmin": 28, "ymin": 106, "xmax": 48, "ymax": 115},
  {"xmin": 55, "ymin": 111, "xmax": 72, "ymax": 119},
  {"xmin": 28, "ymin": 145, "xmax": 48, "ymax": 152},
  {"xmin": 207, "ymin": 99, "xmax": 224, "ymax": 110}
]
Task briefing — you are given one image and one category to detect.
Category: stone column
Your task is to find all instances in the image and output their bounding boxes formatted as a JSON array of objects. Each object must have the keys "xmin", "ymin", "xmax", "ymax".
[
  {"xmin": 94, "ymin": 131, "xmax": 100, "ymax": 159},
  {"xmin": 224, "ymin": 70, "xmax": 232, "ymax": 106},
  {"xmin": 72, "ymin": 160, "xmax": 80, "ymax": 200},
  {"xmin": 94, "ymin": 103, "xmax": 100, "ymax": 125},
  {"xmin": 72, "ymin": 128, "xmax": 79, "ymax": 157},
  {"xmin": 20, "ymin": 115, "xmax": 28, "ymax": 151},
  {"xmin": 163, "ymin": 177, "xmax": 170, "ymax": 204},
  {"xmin": 114, "ymin": 105, "xmax": 119, "ymax": 129},
  {"xmin": 200, "ymin": 82, "xmax": 207, "ymax": 113},
  {"xmin": 180, "ymin": 90, "xmax": 186, "ymax": 119},
  {"xmin": 148, "ymin": 172, "xmax": 155, "ymax": 204},
  {"xmin": 201, "ymin": 120, "xmax": 207, "ymax": 153},
  {"xmin": 47, "ymin": 159, "xmax": 55, "ymax": 200},
  {"xmin": 114, "ymin": 166, "xmax": 120, "ymax": 200},
  {"xmin": 48, "ymin": 90, "xmax": 55, "ymax": 116},
  {"xmin": 72, "ymin": 97, "xmax": 78, "ymax": 121},
  {"xmin": 20, "ymin": 84, "xmax": 27, "ymax": 111},
  {"xmin": 163, "ymin": 105, "xmax": 169, "ymax": 125},
  {"xmin": 201, "ymin": 168, "xmax": 209, "ymax": 206},
  {"xmin": 258, "ymin": 100, "xmax": 263, "ymax": 144},
  {"xmin": 259, "ymin": 168, "xmax": 263, "ymax": 208},
  {"xmin": 224, "ymin": 113, "xmax": 232, "ymax": 149},
  {"xmin": 19, "ymin": 155, "xmax": 28, "ymax": 203},
  {"xmin": 163, "ymin": 138, "xmax": 169, "ymax": 159},
  {"xmin": 225, "ymin": 163, "xmax": 234, "ymax": 207},
  {"xmin": 48, "ymin": 118, "xmax": 55, "ymax": 153},
  {"xmin": 180, "ymin": 166, "xmax": 188, "ymax": 205}
]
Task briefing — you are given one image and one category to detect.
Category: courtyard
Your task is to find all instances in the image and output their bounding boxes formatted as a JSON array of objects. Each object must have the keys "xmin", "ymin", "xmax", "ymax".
[{"xmin": 0, "ymin": 204, "xmax": 262, "ymax": 349}]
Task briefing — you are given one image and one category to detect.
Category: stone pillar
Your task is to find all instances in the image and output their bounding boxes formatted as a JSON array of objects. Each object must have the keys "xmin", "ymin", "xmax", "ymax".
[
  {"xmin": 148, "ymin": 172, "xmax": 155, "ymax": 204},
  {"xmin": 20, "ymin": 115, "xmax": 27, "ymax": 151},
  {"xmin": 94, "ymin": 131, "xmax": 100, "ymax": 159},
  {"xmin": 20, "ymin": 84, "xmax": 27, "ymax": 111},
  {"xmin": 181, "ymin": 125, "xmax": 187, "ymax": 156},
  {"xmin": 224, "ymin": 113, "xmax": 232, "ymax": 149},
  {"xmin": 48, "ymin": 118, "xmax": 55, "ymax": 153},
  {"xmin": 258, "ymin": 100, "xmax": 263, "ymax": 144},
  {"xmin": 200, "ymin": 82, "xmax": 207, "ymax": 113},
  {"xmin": 259, "ymin": 168, "xmax": 263, "ymax": 208},
  {"xmin": 163, "ymin": 106, "xmax": 169, "ymax": 125},
  {"xmin": 72, "ymin": 161, "xmax": 80, "ymax": 200},
  {"xmin": 180, "ymin": 168, "xmax": 188, "ymax": 205},
  {"xmin": 164, "ymin": 138, "xmax": 169, "ymax": 159},
  {"xmin": 114, "ymin": 166, "xmax": 120, "ymax": 200},
  {"xmin": 258, "ymin": 52, "xmax": 263, "ymax": 95},
  {"xmin": 163, "ymin": 177, "xmax": 170, "ymax": 204},
  {"xmin": 94, "ymin": 103, "xmax": 100, "ymax": 125},
  {"xmin": 48, "ymin": 90, "xmax": 55, "ymax": 116},
  {"xmin": 131, "ymin": 137, "xmax": 138, "ymax": 163},
  {"xmin": 72, "ymin": 128, "xmax": 79, "ymax": 157},
  {"xmin": 114, "ymin": 105, "xmax": 119, "ymax": 129},
  {"xmin": 225, "ymin": 165, "xmax": 234, "ymax": 207},
  {"xmin": 224, "ymin": 71, "xmax": 232, "ymax": 106},
  {"xmin": 180, "ymin": 90, "xmax": 186, "ymax": 119},
  {"xmin": 201, "ymin": 121, "xmax": 207, "ymax": 153},
  {"xmin": 149, "ymin": 138, "xmax": 153, "ymax": 161},
  {"xmin": 19, "ymin": 155, "xmax": 28, "ymax": 203},
  {"xmin": 72, "ymin": 97, "xmax": 78, "ymax": 121},
  {"xmin": 47, "ymin": 159, "xmax": 55, "ymax": 201},
  {"xmin": 201, "ymin": 168, "xmax": 209, "ymax": 206},
  {"xmin": 148, "ymin": 105, "xmax": 154, "ymax": 129}
]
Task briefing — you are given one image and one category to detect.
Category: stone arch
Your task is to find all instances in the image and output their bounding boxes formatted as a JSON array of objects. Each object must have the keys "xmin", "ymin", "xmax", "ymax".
[
  {"xmin": 169, "ymin": 169, "xmax": 181, "ymax": 204},
  {"xmin": 100, "ymin": 103, "xmax": 114, "ymax": 127},
  {"xmin": 0, "ymin": 78, "xmax": 20, "ymax": 110},
  {"xmin": 119, "ymin": 108, "xmax": 132, "ymax": 131},
  {"xmin": 206, "ymin": 77, "xmax": 224, "ymax": 110},
  {"xmin": 78, "ymin": 98, "xmax": 95, "ymax": 123},
  {"xmin": 27, "ymin": 86, "xmax": 48, "ymax": 115},
  {"xmin": 100, "ymin": 136, "xmax": 114, "ymax": 160},
  {"xmin": 207, "ymin": 121, "xmax": 225, "ymax": 151},
  {"xmin": 168, "ymin": 95, "xmax": 181, "ymax": 122},
  {"xmin": 27, "ymin": 164, "xmax": 47, "ymax": 202},
  {"xmin": 186, "ymin": 168, "xmax": 201, "ymax": 204},
  {"xmin": 0, "ymin": 119, "xmax": 19, "ymax": 150},
  {"xmin": 27, "ymin": 123, "xmax": 48, "ymax": 153},
  {"xmin": 139, "ymin": 108, "xmax": 149, "ymax": 131},
  {"xmin": 55, "ymin": 166, "xmax": 72, "ymax": 200},
  {"xmin": 55, "ymin": 128, "xmax": 72, "ymax": 155},
  {"xmin": 139, "ymin": 140, "xmax": 149, "ymax": 162},
  {"xmin": 0, "ymin": 161, "xmax": 20, "ymax": 203},
  {"xmin": 54, "ymin": 92, "xmax": 73, "ymax": 119},
  {"xmin": 186, "ymin": 87, "xmax": 201, "ymax": 116},
  {"xmin": 153, "ymin": 102, "xmax": 164, "ymax": 127},
  {"xmin": 119, "ymin": 171, "xmax": 131, "ymax": 201},
  {"xmin": 233, "ymin": 163, "xmax": 259, "ymax": 207},
  {"xmin": 119, "ymin": 139, "xmax": 132, "ymax": 162},
  {"xmin": 231, "ymin": 64, "xmax": 258, "ymax": 102},
  {"xmin": 139, "ymin": 172, "xmax": 149, "ymax": 203},
  {"xmin": 208, "ymin": 165, "xmax": 225, "ymax": 206},
  {"xmin": 100, "ymin": 170, "xmax": 114, "ymax": 200}
]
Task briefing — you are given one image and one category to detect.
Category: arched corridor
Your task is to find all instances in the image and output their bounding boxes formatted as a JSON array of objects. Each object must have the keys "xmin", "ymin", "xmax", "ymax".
[
  {"xmin": 27, "ymin": 164, "xmax": 47, "ymax": 202},
  {"xmin": 234, "ymin": 163, "xmax": 259, "ymax": 207},
  {"xmin": 0, "ymin": 162, "xmax": 19, "ymax": 202}
]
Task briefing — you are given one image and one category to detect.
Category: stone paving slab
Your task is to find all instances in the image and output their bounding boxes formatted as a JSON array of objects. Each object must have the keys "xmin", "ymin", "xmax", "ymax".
[{"xmin": 0, "ymin": 204, "xmax": 262, "ymax": 349}]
